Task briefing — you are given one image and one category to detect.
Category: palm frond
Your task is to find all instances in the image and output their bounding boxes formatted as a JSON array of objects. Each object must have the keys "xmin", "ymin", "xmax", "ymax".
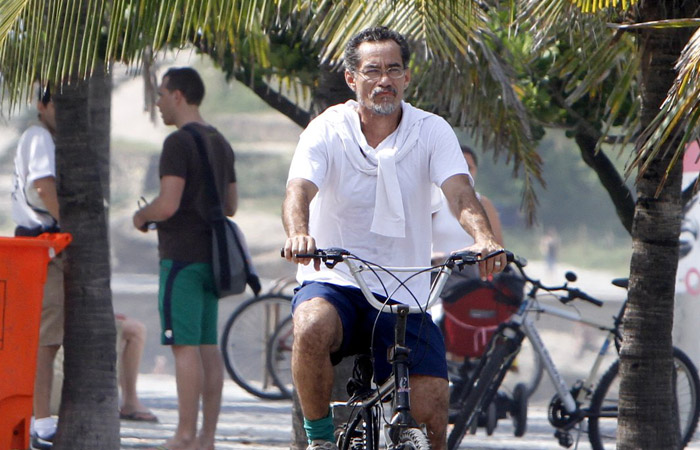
[
  {"xmin": 0, "ymin": 0, "xmax": 280, "ymax": 111},
  {"xmin": 518, "ymin": 0, "xmax": 631, "ymax": 50},
  {"xmin": 571, "ymin": 0, "xmax": 637, "ymax": 13}
]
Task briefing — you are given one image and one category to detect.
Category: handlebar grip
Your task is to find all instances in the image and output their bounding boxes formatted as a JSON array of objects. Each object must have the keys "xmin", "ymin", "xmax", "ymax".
[
  {"xmin": 571, "ymin": 289, "xmax": 604, "ymax": 307},
  {"xmin": 583, "ymin": 294, "xmax": 604, "ymax": 307},
  {"xmin": 450, "ymin": 249, "xmax": 515, "ymax": 265},
  {"xmin": 280, "ymin": 248, "xmax": 321, "ymax": 259}
]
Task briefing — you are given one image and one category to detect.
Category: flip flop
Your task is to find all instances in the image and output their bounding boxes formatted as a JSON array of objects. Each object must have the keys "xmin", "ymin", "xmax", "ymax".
[{"xmin": 119, "ymin": 410, "xmax": 159, "ymax": 423}]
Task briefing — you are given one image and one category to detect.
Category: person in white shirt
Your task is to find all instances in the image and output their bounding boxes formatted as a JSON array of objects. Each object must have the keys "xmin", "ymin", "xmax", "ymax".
[
  {"xmin": 281, "ymin": 27, "xmax": 506, "ymax": 450},
  {"xmin": 12, "ymin": 87, "xmax": 61, "ymax": 450},
  {"xmin": 431, "ymin": 145, "xmax": 505, "ymax": 362}
]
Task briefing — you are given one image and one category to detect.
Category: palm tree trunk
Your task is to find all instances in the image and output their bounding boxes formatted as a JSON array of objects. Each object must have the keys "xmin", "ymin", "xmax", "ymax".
[
  {"xmin": 53, "ymin": 73, "xmax": 119, "ymax": 450},
  {"xmin": 619, "ymin": 3, "xmax": 693, "ymax": 448}
]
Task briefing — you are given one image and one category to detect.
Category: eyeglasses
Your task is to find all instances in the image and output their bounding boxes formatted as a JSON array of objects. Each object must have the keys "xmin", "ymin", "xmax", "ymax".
[{"xmin": 356, "ymin": 67, "xmax": 406, "ymax": 81}]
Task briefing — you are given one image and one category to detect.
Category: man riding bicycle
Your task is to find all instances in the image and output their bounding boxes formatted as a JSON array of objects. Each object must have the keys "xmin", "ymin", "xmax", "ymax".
[{"xmin": 281, "ymin": 26, "xmax": 506, "ymax": 450}]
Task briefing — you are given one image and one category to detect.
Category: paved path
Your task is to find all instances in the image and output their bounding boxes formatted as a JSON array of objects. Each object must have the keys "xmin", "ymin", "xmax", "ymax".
[{"xmin": 121, "ymin": 373, "xmax": 700, "ymax": 450}]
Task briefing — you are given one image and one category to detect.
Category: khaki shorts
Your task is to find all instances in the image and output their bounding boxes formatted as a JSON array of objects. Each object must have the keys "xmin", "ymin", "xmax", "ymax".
[{"xmin": 40, "ymin": 255, "xmax": 65, "ymax": 346}]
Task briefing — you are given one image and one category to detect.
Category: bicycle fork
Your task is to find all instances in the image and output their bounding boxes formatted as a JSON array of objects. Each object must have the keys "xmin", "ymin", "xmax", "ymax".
[{"xmin": 385, "ymin": 305, "xmax": 424, "ymax": 447}]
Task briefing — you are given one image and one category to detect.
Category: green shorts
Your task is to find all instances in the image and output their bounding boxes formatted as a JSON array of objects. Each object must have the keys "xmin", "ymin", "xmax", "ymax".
[{"xmin": 159, "ymin": 259, "xmax": 218, "ymax": 345}]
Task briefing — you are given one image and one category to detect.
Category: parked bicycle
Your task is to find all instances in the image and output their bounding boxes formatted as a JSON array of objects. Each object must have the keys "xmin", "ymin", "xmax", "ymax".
[
  {"xmin": 295, "ymin": 247, "xmax": 511, "ymax": 450},
  {"xmin": 220, "ymin": 275, "xmax": 295, "ymax": 400},
  {"xmin": 447, "ymin": 256, "xmax": 700, "ymax": 450}
]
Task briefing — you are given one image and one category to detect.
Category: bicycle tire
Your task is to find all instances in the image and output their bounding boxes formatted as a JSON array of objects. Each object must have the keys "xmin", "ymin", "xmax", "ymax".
[
  {"xmin": 220, "ymin": 294, "xmax": 293, "ymax": 400},
  {"xmin": 267, "ymin": 314, "xmax": 294, "ymax": 398},
  {"xmin": 501, "ymin": 333, "xmax": 544, "ymax": 399},
  {"xmin": 447, "ymin": 332, "xmax": 520, "ymax": 450},
  {"xmin": 396, "ymin": 427, "xmax": 431, "ymax": 449},
  {"xmin": 337, "ymin": 406, "xmax": 380, "ymax": 450},
  {"xmin": 588, "ymin": 347, "xmax": 700, "ymax": 450}
]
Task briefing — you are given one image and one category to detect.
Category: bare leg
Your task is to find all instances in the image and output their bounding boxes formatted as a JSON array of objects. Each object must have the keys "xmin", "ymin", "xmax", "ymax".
[
  {"xmin": 34, "ymin": 344, "xmax": 60, "ymax": 419},
  {"xmin": 167, "ymin": 345, "xmax": 202, "ymax": 450},
  {"xmin": 197, "ymin": 345, "xmax": 223, "ymax": 450},
  {"xmin": 410, "ymin": 375, "xmax": 449, "ymax": 450},
  {"xmin": 118, "ymin": 317, "xmax": 151, "ymax": 415},
  {"xmin": 291, "ymin": 298, "xmax": 343, "ymax": 420}
]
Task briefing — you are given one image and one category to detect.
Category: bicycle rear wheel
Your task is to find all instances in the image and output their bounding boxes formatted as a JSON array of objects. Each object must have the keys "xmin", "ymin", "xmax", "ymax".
[
  {"xmin": 267, "ymin": 314, "xmax": 294, "ymax": 398},
  {"xmin": 588, "ymin": 347, "xmax": 700, "ymax": 450},
  {"xmin": 220, "ymin": 294, "xmax": 293, "ymax": 400}
]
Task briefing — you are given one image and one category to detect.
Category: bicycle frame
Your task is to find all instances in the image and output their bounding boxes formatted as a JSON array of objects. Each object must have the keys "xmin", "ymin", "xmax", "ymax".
[
  {"xmin": 330, "ymin": 253, "xmax": 476, "ymax": 448},
  {"xmin": 515, "ymin": 292, "xmax": 622, "ymax": 418}
]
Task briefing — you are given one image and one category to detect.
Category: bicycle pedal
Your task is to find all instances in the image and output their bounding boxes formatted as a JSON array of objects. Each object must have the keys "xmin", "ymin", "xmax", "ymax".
[{"xmin": 554, "ymin": 429, "xmax": 573, "ymax": 448}]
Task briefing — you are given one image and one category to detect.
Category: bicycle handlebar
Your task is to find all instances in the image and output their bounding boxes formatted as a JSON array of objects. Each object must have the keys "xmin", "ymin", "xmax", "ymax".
[
  {"xmin": 280, "ymin": 247, "xmax": 514, "ymax": 314},
  {"xmin": 283, "ymin": 247, "xmax": 514, "ymax": 268},
  {"xmin": 510, "ymin": 258, "xmax": 604, "ymax": 307}
]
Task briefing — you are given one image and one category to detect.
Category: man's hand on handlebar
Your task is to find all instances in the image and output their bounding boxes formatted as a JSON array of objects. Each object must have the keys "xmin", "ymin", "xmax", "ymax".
[
  {"xmin": 460, "ymin": 241, "xmax": 509, "ymax": 280},
  {"xmin": 283, "ymin": 234, "xmax": 321, "ymax": 271}
]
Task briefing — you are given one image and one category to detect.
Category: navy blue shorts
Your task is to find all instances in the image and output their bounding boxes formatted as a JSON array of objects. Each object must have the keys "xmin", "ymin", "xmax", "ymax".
[{"xmin": 292, "ymin": 282, "xmax": 448, "ymax": 383}]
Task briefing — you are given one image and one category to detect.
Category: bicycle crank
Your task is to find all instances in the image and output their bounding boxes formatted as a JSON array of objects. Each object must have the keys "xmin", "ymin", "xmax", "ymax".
[{"xmin": 547, "ymin": 394, "xmax": 582, "ymax": 429}]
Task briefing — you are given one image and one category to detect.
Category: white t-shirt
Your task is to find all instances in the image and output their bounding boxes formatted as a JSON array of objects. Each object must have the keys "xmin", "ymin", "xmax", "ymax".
[
  {"xmin": 11, "ymin": 125, "xmax": 57, "ymax": 229},
  {"xmin": 287, "ymin": 101, "xmax": 470, "ymax": 304}
]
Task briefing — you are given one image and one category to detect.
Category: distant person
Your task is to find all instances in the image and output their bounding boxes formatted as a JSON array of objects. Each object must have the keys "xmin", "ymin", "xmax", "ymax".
[
  {"xmin": 540, "ymin": 227, "xmax": 560, "ymax": 274},
  {"xmin": 133, "ymin": 67, "xmax": 237, "ymax": 450},
  {"xmin": 11, "ymin": 86, "xmax": 62, "ymax": 450}
]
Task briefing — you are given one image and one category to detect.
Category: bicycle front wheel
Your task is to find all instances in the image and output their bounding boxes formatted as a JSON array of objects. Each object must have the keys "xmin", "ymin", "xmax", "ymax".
[
  {"xmin": 220, "ymin": 294, "xmax": 293, "ymax": 400},
  {"xmin": 588, "ymin": 347, "xmax": 700, "ymax": 450},
  {"xmin": 396, "ymin": 428, "xmax": 431, "ymax": 449},
  {"xmin": 337, "ymin": 406, "xmax": 380, "ymax": 450},
  {"xmin": 447, "ymin": 331, "xmax": 521, "ymax": 450},
  {"xmin": 501, "ymin": 333, "xmax": 544, "ymax": 399}
]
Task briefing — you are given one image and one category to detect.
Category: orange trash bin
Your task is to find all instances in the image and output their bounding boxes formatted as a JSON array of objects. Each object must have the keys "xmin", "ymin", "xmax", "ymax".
[{"xmin": 0, "ymin": 233, "xmax": 71, "ymax": 450}]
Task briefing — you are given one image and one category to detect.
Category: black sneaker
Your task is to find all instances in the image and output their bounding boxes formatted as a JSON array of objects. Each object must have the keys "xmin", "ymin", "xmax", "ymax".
[{"xmin": 31, "ymin": 431, "xmax": 54, "ymax": 449}]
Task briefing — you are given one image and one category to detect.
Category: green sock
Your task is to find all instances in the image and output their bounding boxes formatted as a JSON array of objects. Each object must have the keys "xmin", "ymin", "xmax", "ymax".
[{"xmin": 303, "ymin": 408, "xmax": 335, "ymax": 444}]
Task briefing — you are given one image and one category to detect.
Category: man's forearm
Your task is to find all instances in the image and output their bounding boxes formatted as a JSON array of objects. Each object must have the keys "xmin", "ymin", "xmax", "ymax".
[
  {"xmin": 454, "ymin": 199, "xmax": 495, "ymax": 244},
  {"xmin": 136, "ymin": 196, "xmax": 177, "ymax": 223},
  {"xmin": 442, "ymin": 174, "xmax": 499, "ymax": 245},
  {"xmin": 282, "ymin": 189, "xmax": 311, "ymax": 238}
]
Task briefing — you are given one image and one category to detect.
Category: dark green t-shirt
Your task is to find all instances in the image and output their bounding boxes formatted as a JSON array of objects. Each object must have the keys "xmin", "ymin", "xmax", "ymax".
[{"xmin": 157, "ymin": 123, "xmax": 236, "ymax": 263}]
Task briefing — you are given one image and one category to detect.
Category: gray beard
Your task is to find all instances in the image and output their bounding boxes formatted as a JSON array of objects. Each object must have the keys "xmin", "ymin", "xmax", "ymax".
[{"xmin": 361, "ymin": 99, "xmax": 397, "ymax": 116}]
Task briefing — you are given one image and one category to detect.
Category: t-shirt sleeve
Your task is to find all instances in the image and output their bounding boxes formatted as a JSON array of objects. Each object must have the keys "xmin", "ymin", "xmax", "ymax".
[
  {"xmin": 287, "ymin": 119, "xmax": 329, "ymax": 189},
  {"xmin": 26, "ymin": 129, "xmax": 56, "ymax": 184},
  {"xmin": 160, "ymin": 132, "xmax": 189, "ymax": 179},
  {"xmin": 426, "ymin": 117, "xmax": 472, "ymax": 187}
]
